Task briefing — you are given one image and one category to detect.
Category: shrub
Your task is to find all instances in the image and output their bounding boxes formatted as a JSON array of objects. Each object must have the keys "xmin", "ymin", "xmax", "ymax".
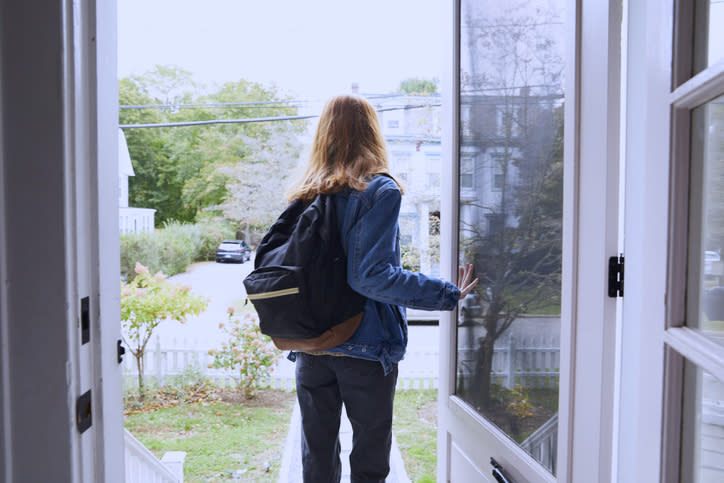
[
  {"xmin": 209, "ymin": 310, "xmax": 281, "ymax": 399},
  {"xmin": 120, "ymin": 219, "xmax": 236, "ymax": 278},
  {"xmin": 401, "ymin": 243, "xmax": 421, "ymax": 272}
]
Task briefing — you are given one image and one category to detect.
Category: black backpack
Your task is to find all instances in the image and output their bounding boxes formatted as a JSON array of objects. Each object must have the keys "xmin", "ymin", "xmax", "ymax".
[{"xmin": 242, "ymin": 194, "xmax": 366, "ymax": 351}]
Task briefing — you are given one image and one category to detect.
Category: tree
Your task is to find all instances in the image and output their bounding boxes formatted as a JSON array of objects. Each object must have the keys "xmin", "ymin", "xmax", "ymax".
[
  {"xmin": 398, "ymin": 77, "xmax": 439, "ymax": 95},
  {"xmin": 121, "ymin": 263, "xmax": 208, "ymax": 399},
  {"xmin": 213, "ymin": 122, "xmax": 304, "ymax": 240},
  {"xmin": 119, "ymin": 68, "xmax": 306, "ymax": 227},
  {"xmin": 458, "ymin": 1, "xmax": 565, "ymax": 411}
]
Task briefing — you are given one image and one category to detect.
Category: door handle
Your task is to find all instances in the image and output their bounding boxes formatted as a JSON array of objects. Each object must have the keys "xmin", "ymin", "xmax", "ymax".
[{"xmin": 490, "ymin": 457, "xmax": 513, "ymax": 483}]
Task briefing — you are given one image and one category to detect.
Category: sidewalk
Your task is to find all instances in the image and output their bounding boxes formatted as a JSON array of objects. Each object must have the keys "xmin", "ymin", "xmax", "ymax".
[{"xmin": 278, "ymin": 402, "xmax": 411, "ymax": 483}]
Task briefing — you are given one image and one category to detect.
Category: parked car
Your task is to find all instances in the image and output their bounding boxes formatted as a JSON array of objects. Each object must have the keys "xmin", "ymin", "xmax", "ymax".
[
  {"xmin": 215, "ymin": 240, "xmax": 251, "ymax": 263},
  {"xmin": 458, "ymin": 291, "xmax": 483, "ymax": 326},
  {"xmin": 703, "ymin": 286, "xmax": 724, "ymax": 321},
  {"xmin": 705, "ymin": 250, "xmax": 721, "ymax": 275}
]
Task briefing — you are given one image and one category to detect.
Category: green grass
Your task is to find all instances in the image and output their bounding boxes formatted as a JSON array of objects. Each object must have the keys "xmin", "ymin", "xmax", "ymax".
[
  {"xmin": 125, "ymin": 384, "xmax": 441, "ymax": 482},
  {"xmin": 124, "ymin": 393, "xmax": 294, "ymax": 482},
  {"xmin": 393, "ymin": 389, "xmax": 438, "ymax": 483}
]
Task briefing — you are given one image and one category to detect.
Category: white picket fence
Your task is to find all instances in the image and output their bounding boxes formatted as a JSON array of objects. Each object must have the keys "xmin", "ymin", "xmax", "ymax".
[
  {"xmin": 122, "ymin": 333, "xmax": 559, "ymax": 391},
  {"xmin": 459, "ymin": 333, "xmax": 560, "ymax": 389},
  {"xmin": 121, "ymin": 335, "xmax": 441, "ymax": 391}
]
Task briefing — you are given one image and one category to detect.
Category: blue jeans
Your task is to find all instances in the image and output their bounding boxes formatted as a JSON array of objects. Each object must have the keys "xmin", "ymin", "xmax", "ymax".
[{"xmin": 295, "ymin": 353, "xmax": 398, "ymax": 483}]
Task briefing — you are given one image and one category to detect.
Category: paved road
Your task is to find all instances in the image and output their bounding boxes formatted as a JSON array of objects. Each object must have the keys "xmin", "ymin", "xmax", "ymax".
[{"xmin": 152, "ymin": 260, "xmax": 254, "ymax": 348}]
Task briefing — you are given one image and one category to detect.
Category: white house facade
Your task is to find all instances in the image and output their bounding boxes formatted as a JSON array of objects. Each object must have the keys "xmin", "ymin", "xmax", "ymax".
[{"xmin": 118, "ymin": 129, "xmax": 155, "ymax": 234}]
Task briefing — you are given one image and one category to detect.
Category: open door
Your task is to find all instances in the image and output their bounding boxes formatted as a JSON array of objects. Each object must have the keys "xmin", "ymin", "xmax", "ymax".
[
  {"xmin": 618, "ymin": 0, "xmax": 724, "ymax": 480},
  {"xmin": 438, "ymin": 0, "xmax": 624, "ymax": 481},
  {"xmin": 0, "ymin": 1, "xmax": 124, "ymax": 481}
]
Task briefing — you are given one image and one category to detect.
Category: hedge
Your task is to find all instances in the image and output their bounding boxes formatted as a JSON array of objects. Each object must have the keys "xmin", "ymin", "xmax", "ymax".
[{"xmin": 120, "ymin": 220, "xmax": 236, "ymax": 279}]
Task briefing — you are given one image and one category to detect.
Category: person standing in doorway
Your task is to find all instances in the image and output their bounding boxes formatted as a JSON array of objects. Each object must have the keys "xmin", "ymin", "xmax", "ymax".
[{"xmin": 286, "ymin": 95, "xmax": 478, "ymax": 482}]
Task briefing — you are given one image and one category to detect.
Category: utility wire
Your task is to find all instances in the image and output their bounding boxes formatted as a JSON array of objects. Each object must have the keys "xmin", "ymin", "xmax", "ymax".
[
  {"xmin": 120, "ymin": 114, "xmax": 317, "ymax": 129},
  {"xmin": 120, "ymin": 99, "xmax": 307, "ymax": 110},
  {"xmin": 119, "ymin": 103, "xmax": 441, "ymax": 129},
  {"xmin": 119, "ymin": 94, "xmax": 438, "ymax": 111}
]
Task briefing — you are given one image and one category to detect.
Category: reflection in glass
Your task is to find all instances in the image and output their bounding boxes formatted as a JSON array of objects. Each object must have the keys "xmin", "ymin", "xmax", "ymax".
[
  {"xmin": 693, "ymin": 0, "xmax": 724, "ymax": 75},
  {"xmin": 680, "ymin": 360, "xmax": 724, "ymax": 482},
  {"xmin": 690, "ymin": 95, "xmax": 724, "ymax": 348},
  {"xmin": 456, "ymin": 0, "xmax": 564, "ymax": 474}
]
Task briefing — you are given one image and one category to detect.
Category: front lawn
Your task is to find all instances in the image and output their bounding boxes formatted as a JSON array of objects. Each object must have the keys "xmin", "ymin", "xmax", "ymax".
[{"xmin": 125, "ymin": 389, "xmax": 295, "ymax": 482}]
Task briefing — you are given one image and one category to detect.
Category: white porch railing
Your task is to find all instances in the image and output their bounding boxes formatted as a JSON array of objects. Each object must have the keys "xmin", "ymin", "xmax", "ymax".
[
  {"xmin": 124, "ymin": 429, "xmax": 185, "ymax": 483},
  {"xmin": 520, "ymin": 413, "xmax": 558, "ymax": 473}
]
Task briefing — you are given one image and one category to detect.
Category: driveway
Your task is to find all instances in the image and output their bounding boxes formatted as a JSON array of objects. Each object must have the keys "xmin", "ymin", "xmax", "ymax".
[
  {"xmin": 147, "ymin": 259, "xmax": 442, "ymax": 381},
  {"xmin": 152, "ymin": 260, "xmax": 253, "ymax": 349}
]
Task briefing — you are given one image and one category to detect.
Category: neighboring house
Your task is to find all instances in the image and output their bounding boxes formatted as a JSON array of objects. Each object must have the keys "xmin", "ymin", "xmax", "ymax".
[
  {"xmin": 376, "ymin": 94, "xmax": 442, "ymax": 275},
  {"xmin": 118, "ymin": 129, "xmax": 155, "ymax": 233},
  {"xmin": 458, "ymin": 89, "xmax": 562, "ymax": 241}
]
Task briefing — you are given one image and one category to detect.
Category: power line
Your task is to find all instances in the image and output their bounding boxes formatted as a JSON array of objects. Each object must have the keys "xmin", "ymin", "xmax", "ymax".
[
  {"xmin": 119, "ymin": 104, "xmax": 441, "ymax": 129},
  {"xmin": 119, "ymin": 100, "xmax": 307, "ymax": 110},
  {"xmin": 119, "ymin": 114, "xmax": 317, "ymax": 129},
  {"xmin": 119, "ymin": 94, "xmax": 440, "ymax": 111}
]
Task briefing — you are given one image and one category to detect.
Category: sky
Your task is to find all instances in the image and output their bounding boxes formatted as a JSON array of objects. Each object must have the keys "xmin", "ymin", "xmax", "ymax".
[{"xmin": 117, "ymin": 0, "xmax": 444, "ymax": 100}]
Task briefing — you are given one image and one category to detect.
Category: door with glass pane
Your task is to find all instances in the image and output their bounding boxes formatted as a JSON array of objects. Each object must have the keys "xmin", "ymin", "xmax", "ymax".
[
  {"xmin": 456, "ymin": 0, "xmax": 565, "ymax": 471},
  {"xmin": 619, "ymin": 0, "xmax": 724, "ymax": 481},
  {"xmin": 439, "ymin": 0, "xmax": 569, "ymax": 481},
  {"xmin": 667, "ymin": 1, "xmax": 724, "ymax": 480}
]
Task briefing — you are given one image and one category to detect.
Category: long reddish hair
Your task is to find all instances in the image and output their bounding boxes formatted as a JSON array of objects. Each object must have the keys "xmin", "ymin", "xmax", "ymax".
[{"xmin": 286, "ymin": 95, "xmax": 401, "ymax": 202}]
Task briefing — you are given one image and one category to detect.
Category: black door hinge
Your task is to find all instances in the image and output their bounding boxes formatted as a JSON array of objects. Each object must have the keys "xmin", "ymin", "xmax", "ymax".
[
  {"xmin": 117, "ymin": 339, "xmax": 126, "ymax": 364},
  {"xmin": 608, "ymin": 254, "xmax": 624, "ymax": 298},
  {"xmin": 80, "ymin": 296, "xmax": 90, "ymax": 345}
]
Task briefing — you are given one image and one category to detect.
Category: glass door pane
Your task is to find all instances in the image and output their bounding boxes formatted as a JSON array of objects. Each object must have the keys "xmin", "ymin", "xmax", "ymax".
[
  {"xmin": 680, "ymin": 359, "xmax": 724, "ymax": 482},
  {"xmin": 693, "ymin": 0, "xmax": 724, "ymax": 75},
  {"xmin": 688, "ymin": 94, "xmax": 724, "ymax": 348},
  {"xmin": 456, "ymin": 0, "xmax": 565, "ymax": 474}
]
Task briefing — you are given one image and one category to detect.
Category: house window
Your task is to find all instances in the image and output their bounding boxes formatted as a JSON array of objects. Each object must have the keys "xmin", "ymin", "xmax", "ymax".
[
  {"xmin": 387, "ymin": 120, "xmax": 400, "ymax": 129},
  {"xmin": 493, "ymin": 171, "xmax": 505, "ymax": 191},
  {"xmin": 461, "ymin": 157, "xmax": 474, "ymax": 189}
]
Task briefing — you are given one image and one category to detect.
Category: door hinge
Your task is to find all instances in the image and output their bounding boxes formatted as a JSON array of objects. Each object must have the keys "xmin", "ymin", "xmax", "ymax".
[
  {"xmin": 608, "ymin": 254, "xmax": 624, "ymax": 298},
  {"xmin": 117, "ymin": 339, "xmax": 126, "ymax": 364},
  {"xmin": 76, "ymin": 389, "xmax": 92, "ymax": 434},
  {"xmin": 80, "ymin": 296, "xmax": 90, "ymax": 345}
]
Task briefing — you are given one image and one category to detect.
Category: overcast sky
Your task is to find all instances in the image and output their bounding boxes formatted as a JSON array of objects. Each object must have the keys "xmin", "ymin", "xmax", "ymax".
[{"xmin": 117, "ymin": 0, "xmax": 444, "ymax": 100}]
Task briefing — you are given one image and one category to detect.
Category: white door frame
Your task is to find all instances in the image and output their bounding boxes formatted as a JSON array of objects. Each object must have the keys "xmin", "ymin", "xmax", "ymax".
[
  {"xmin": 619, "ymin": 0, "xmax": 724, "ymax": 480},
  {"xmin": 0, "ymin": 1, "xmax": 123, "ymax": 481},
  {"xmin": 438, "ymin": 1, "xmax": 623, "ymax": 481},
  {"xmin": 616, "ymin": 1, "xmax": 673, "ymax": 480}
]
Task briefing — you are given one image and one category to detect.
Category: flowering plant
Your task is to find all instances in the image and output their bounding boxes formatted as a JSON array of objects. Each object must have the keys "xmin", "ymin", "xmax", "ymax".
[
  {"xmin": 121, "ymin": 262, "xmax": 208, "ymax": 399},
  {"xmin": 210, "ymin": 309, "xmax": 281, "ymax": 399}
]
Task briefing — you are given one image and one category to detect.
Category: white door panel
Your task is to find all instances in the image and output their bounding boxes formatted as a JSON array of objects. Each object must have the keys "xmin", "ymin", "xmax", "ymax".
[{"xmin": 450, "ymin": 442, "xmax": 489, "ymax": 483}]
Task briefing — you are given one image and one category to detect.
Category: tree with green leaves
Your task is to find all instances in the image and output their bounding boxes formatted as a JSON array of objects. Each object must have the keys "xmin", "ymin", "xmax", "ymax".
[
  {"xmin": 398, "ymin": 77, "xmax": 439, "ymax": 95},
  {"xmin": 212, "ymin": 121, "xmax": 304, "ymax": 240},
  {"xmin": 119, "ymin": 67, "xmax": 306, "ymax": 229}
]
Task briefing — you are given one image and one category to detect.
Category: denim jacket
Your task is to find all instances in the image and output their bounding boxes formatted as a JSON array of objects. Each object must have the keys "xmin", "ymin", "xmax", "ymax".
[{"xmin": 289, "ymin": 175, "xmax": 460, "ymax": 374}]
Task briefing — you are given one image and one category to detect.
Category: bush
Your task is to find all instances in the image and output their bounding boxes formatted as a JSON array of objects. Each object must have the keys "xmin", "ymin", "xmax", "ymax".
[
  {"xmin": 209, "ymin": 309, "xmax": 282, "ymax": 399},
  {"xmin": 120, "ymin": 219, "xmax": 236, "ymax": 278},
  {"xmin": 401, "ymin": 244, "xmax": 421, "ymax": 272},
  {"xmin": 121, "ymin": 263, "xmax": 208, "ymax": 399}
]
